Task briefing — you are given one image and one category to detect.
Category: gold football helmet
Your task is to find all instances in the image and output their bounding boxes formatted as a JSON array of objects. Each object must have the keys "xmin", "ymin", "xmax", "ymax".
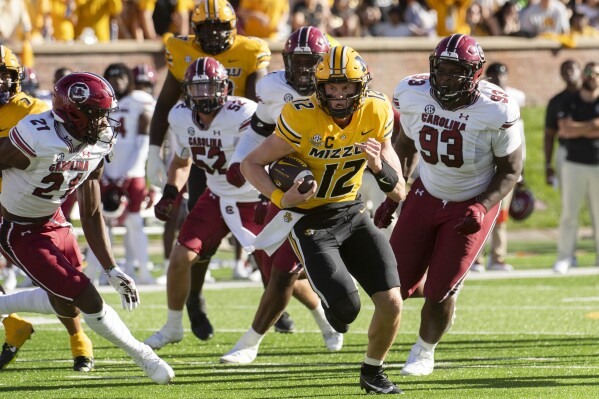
[
  {"xmin": 0, "ymin": 45, "xmax": 22, "ymax": 104},
  {"xmin": 191, "ymin": 0, "xmax": 237, "ymax": 55},
  {"xmin": 314, "ymin": 46, "xmax": 371, "ymax": 118}
]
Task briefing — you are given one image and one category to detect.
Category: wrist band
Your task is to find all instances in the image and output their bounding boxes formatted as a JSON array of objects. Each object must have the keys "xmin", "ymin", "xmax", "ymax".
[
  {"xmin": 373, "ymin": 160, "xmax": 399, "ymax": 192},
  {"xmin": 270, "ymin": 189, "xmax": 285, "ymax": 209},
  {"xmin": 162, "ymin": 183, "xmax": 179, "ymax": 199}
]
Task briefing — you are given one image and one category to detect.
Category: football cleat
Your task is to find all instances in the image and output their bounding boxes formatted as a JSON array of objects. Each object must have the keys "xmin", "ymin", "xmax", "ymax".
[
  {"xmin": 3, "ymin": 314, "xmax": 34, "ymax": 349},
  {"xmin": 553, "ymin": 259, "xmax": 571, "ymax": 274},
  {"xmin": 274, "ymin": 311, "xmax": 296, "ymax": 333},
  {"xmin": 73, "ymin": 356, "xmax": 94, "ymax": 372},
  {"xmin": 186, "ymin": 295, "xmax": 214, "ymax": 341},
  {"xmin": 0, "ymin": 343, "xmax": 18, "ymax": 369},
  {"xmin": 360, "ymin": 368, "xmax": 403, "ymax": 394},
  {"xmin": 144, "ymin": 327, "xmax": 184, "ymax": 350},
  {"xmin": 487, "ymin": 262, "xmax": 514, "ymax": 271},
  {"xmin": 131, "ymin": 344, "xmax": 175, "ymax": 384},
  {"xmin": 220, "ymin": 344, "xmax": 259, "ymax": 365},
  {"xmin": 323, "ymin": 331, "xmax": 343, "ymax": 351},
  {"xmin": 401, "ymin": 344, "xmax": 435, "ymax": 376}
]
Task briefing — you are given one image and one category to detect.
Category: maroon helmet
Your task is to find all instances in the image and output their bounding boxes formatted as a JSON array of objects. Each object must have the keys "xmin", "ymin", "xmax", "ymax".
[
  {"xmin": 53, "ymin": 72, "xmax": 119, "ymax": 144},
  {"xmin": 429, "ymin": 34, "xmax": 485, "ymax": 106},
  {"xmin": 132, "ymin": 63, "xmax": 157, "ymax": 86},
  {"xmin": 509, "ymin": 185, "xmax": 535, "ymax": 221},
  {"xmin": 182, "ymin": 57, "xmax": 229, "ymax": 114},
  {"xmin": 283, "ymin": 27, "xmax": 330, "ymax": 96}
]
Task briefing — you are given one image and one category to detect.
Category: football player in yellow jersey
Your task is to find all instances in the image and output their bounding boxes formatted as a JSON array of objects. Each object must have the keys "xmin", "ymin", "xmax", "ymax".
[
  {"xmin": 0, "ymin": 45, "xmax": 94, "ymax": 372},
  {"xmin": 242, "ymin": 46, "xmax": 407, "ymax": 394},
  {"xmin": 147, "ymin": 0, "xmax": 271, "ymax": 343}
]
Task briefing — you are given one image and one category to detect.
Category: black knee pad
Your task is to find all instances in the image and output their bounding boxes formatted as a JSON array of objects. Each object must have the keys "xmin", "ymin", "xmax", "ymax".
[{"xmin": 323, "ymin": 292, "xmax": 361, "ymax": 333}]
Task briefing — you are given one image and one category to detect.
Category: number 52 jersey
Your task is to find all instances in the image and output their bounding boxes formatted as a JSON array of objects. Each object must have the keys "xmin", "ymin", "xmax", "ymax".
[
  {"xmin": 393, "ymin": 74, "xmax": 521, "ymax": 202},
  {"xmin": 1, "ymin": 110, "xmax": 115, "ymax": 218}
]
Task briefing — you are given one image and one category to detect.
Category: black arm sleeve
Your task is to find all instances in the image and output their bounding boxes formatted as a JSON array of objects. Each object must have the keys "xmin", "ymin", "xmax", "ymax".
[{"xmin": 251, "ymin": 113, "xmax": 276, "ymax": 138}]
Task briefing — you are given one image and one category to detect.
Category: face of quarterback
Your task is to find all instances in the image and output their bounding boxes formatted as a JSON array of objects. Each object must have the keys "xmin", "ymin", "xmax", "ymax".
[{"xmin": 324, "ymin": 82, "xmax": 358, "ymax": 113}]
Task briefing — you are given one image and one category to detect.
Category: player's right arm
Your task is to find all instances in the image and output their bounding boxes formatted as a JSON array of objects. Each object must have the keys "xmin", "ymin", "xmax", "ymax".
[
  {"xmin": 241, "ymin": 134, "xmax": 315, "ymax": 209},
  {"xmin": 394, "ymin": 125, "xmax": 420, "ymax": 182},
  {"xmin": 77, "ymin": 161, "xmax": 119, "ymax": 272}
]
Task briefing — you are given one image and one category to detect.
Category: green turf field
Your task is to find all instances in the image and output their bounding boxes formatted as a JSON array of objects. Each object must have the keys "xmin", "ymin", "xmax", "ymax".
[{"xmin": 2, "ymin": 270, "xmax": 599, "ymax": 398}]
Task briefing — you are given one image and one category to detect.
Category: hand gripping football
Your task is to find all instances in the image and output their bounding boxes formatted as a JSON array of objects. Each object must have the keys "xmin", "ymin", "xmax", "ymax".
[{"xmin": 269, "ymin": 156, "xmax": 315, "ymax": 194}]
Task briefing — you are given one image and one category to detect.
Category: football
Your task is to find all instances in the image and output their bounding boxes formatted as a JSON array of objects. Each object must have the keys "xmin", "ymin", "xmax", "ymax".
[{"xmin": 269, "ymin": 156, "xmax": 315, "ymax": 194}]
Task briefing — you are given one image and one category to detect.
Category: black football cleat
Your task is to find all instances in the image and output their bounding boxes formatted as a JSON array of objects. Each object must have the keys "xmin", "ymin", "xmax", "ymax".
[
  {"xmin": 73, "ymin": 356, "xmax": 94, "ymax": 372},
  {"xmin": 0, "ymin": 343, "xmax": 19, "ymax": 369},
  {"xmin": 360, "ymin": 368, "xmax": 404, "ymax": 395},
  {"xmin": 186, "ymin": 294, "xmax": 214, "ymax": 341},
  {"xmin": 274, "ymin": 311, "xmax": 296, "ymax": 333}
]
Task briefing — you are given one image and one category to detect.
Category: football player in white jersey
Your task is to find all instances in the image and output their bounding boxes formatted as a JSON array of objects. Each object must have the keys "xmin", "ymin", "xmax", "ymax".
[
  {"xmin": 375, "ymin": 34, "xmax": 522, "ymax": 377},
  {"xmin": 220, "ymin": 26, "xmax": 343, "ymax": 366},
  {"xmin": 0, "ymin": 72, "xmax": 174, "ymax": 384},
  {"xmin": 144, "ymin": 57, "xmax": 268, "ymax": 349},
  {"xmin": 85, "ymin": 63, "xmax": 157, "ymax": 285}
]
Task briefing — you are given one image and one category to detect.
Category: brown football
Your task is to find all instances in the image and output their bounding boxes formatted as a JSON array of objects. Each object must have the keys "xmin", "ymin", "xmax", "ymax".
[{"xmin": 269, "ymin": 156, "xmax": 315, "ymax": 193}]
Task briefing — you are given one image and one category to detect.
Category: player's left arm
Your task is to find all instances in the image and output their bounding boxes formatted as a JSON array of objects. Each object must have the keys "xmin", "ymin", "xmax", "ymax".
[
  {"xmin": 478, "ymin": 146, "xmax": 522, "ymax": 212},
  {"xmin": 77, "ymin": 161, "xmax": 118, "ymax": 272},
  {"xmin": 356, "ymin": 138, "xmax": 406, "ymax": 203}
]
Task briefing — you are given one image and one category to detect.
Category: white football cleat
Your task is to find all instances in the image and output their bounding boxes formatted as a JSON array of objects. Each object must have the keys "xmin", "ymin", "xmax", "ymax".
[
  {"xmin": 131, "ymin": 344, "xmax": 174, "ymax": 384},
  {"xmin": 487, "ymin": 262, "xmax": 514, "ymax": 271},
  {"xmin": 220, "ymin": 344, "xmax": 259, "ymax": 365},
  {"xmin": 323, "ymin": 331, "xmax": 343, "ymax": 351},
  {"xmin": 553, "ymin": 259, "xmax": 570, "ymax": 274},
  {"xmin": 144, "ymin": 327, "xmax": 184, "ymax": 349},
  {"xmin": 401, "ymin": 344, "xmax": 434, "ymax": 376}
]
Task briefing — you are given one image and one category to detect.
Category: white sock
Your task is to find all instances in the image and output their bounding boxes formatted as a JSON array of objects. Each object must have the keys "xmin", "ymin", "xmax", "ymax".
[
  {"xmin": 311, "ymin": 302, "xmax": 335, "ymax": 334},
  {"xmin": 82, "ymin": 303, "xmax": 143, "ymax": 356},
  {"xmin": 0, "ymin": 287, "xmax": 56, "ymax": 315},
  {"xmin": 165, "ymin": 309, "xmax": 183, "ymax": 331},
  {"xmin": 364, "ymin": 356, "xmax": 384, "ymax": 366},
  {"xmin": 235, "ymin": 327, "xmax": 264, "ymax": 349},
  {"xmin": 417, "ymin": 336, "xmax": 438, "ymax": 352}
]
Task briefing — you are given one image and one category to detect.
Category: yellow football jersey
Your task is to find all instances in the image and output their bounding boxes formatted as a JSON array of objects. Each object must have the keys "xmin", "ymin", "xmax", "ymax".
[
  {"xmin": 165, "ymin": 34, "xmax": 271, "ymax": 97},
  {"xmin": 0, "ymin": 92, "xmax": 50, "ymax": 190},
  {"xmin": 275, "ymin": 90, "xmax": 394, "ymax": 210}
]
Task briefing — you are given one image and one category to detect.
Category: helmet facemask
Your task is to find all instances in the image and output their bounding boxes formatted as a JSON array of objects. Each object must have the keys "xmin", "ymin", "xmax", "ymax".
[
  {"xmin": 194, "ymin": 21, "xmax": 235, "ymax": 54},
  {"xmin": 183, "ymin": 79, "xmax": 228, "ymax": 114},
  {"xmin": 430, "ymin": 58, "xmax": 479, "ymax": 106},
  {"xmin": 62, "ymin": 104, "xmax": 119, "ymax": 145},
  {"xmin": 316, "ymin": 80, "xmax": 365, "ymax": 119},
  {"xmin": 0, "ymin": 69, "xmax": 19, "ymax": 105},
  {"xmin": 284, "ymin": 53, "xmax": 322, "ymax": 96}
]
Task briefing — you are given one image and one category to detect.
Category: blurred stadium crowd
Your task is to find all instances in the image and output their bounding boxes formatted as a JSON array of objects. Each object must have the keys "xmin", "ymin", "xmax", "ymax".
[{"xmin": 0, "ymin": 0, "xmax": 598, "ymax": 46}]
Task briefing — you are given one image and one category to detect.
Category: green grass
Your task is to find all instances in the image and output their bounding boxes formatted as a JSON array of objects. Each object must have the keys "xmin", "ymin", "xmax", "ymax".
[{"xmin": 3, "ymin": 273, "xmax": 599, "ymax": 398}]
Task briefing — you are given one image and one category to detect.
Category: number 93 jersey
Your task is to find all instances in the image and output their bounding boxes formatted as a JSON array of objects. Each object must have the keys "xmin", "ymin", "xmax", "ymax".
[
  {"xmin": 168, "ymin": 96, "xmax": 259, "ymax": 202},
  {"xmin": 393, "ymin": 74, "xmax": 521, "ymax": 202},
  {"xmin": 1, "ymin": 110, "xmax": 115, "ymax": 218},
  {"xmin": 275, "ymin": 91, "xmax": 394, "ymax": 210}
]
